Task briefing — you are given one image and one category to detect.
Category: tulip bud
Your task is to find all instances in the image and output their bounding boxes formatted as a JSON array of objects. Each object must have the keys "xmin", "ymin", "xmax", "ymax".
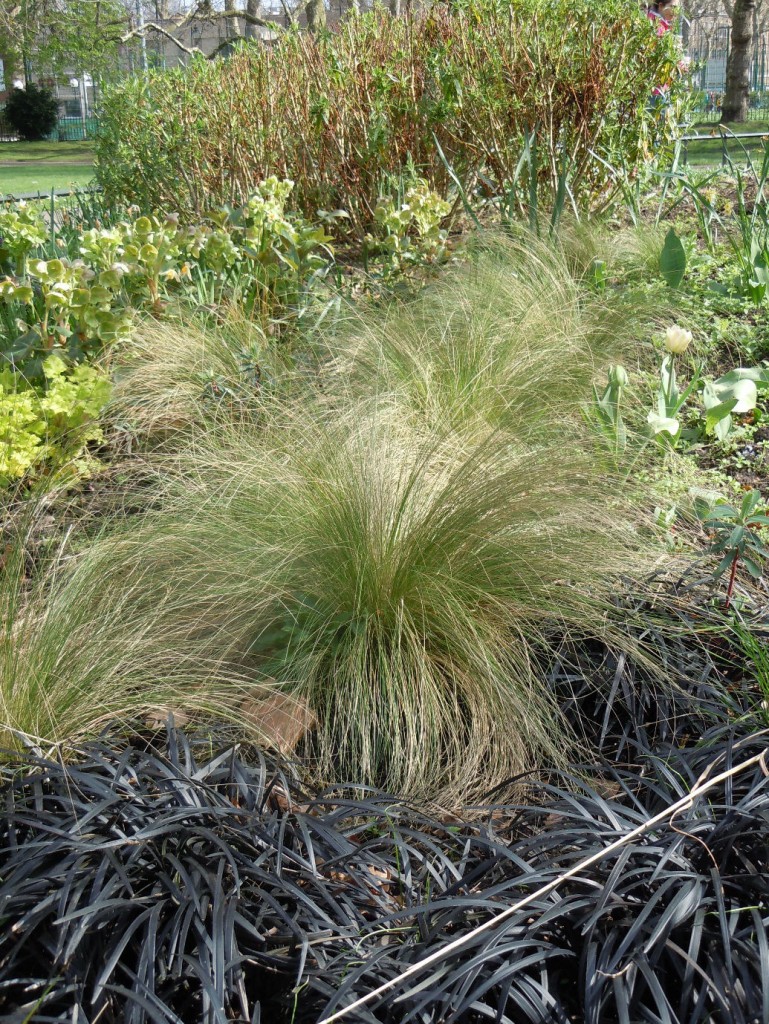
[
  {"xmin": 608, "ymin": 364, "xmax": 628, "ymax": 388},
  {"xmin": 664, "ymin": 325, "xmax": 692, "ymax": 354}
]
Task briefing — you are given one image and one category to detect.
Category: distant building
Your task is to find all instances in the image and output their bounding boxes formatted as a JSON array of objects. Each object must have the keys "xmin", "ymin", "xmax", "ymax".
[{"xmin": 120, "ymin": 0, "xmax": 354, "ymax": 71}]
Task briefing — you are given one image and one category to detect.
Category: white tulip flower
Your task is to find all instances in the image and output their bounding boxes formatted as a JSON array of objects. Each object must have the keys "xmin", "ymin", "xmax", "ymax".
[{"xmin": 664, "ymin": 325, "xmax": 692, "ymax": 354}]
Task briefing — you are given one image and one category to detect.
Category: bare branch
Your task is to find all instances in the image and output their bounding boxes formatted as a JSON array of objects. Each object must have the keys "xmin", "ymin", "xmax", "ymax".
[
  {"xmin": 119, "ymin": 3, "xmax": 284, "ymax": 56},
  {"xmin": 170, "ymin": 3, "xmax": 280, "ymax": 31},
  {"xmin": 120, "ymin": 20, "xmax": 202, "ymax": 54},
  {"xmin": 277, "ymin": 0, "xmax": 314, "ymax": 25}
]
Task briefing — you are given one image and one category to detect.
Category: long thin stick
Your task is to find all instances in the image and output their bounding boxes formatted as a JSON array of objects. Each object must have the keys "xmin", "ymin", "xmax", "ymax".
[{"xmin": 320, "ymin": 743, "xmax": 769, "ymax": 1023}]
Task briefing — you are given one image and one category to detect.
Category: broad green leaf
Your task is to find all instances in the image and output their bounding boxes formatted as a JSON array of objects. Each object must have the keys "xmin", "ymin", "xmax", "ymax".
[
  {"xmin": 715, "ymin": 366, "xmax": 769, "ymax": 390},
  {"xmin": 727, "ymin": 525, "xmax": 745, "ymax": 547},
  {"xmin": 741, "ymin": 489, "xmax": 762, "ymax": 517},
  {"xmin": 704, "ymin": 502, "xmax": 737, "ymax": 522},
  {"xmin": 704, "ymin": 399, "xmax": 737, "ymax": 437},
  {"xmin": 701, "ymin": 380, "xmax": 719, "ymax": 409},
  {"xmin": 742, "ymin": 556, "xmax": 763, "ymax": 578},
  {"xmin": 719, "ymin": 418, "xmax": 734, "ymax": 442},
  {"xmin": 713, "ymin": 378, "xmax": 758, "ymax": 413},
  {"xmin": 2, "ymin": 332, "xmax": 36, "ymax": 364},
  {"xmin": 692, "ymin": 490, "xmax": 725, "ymax": 520},
  {"xmin": 716, "ymin": 551, "xmax": 736, "ymax": 576},
  {"xmin": 745, "ymin": 279, "xmax": 766, "ymax": 304},
  {"xmin": 660, "ymin": 228, "xmax": 686, "ymax": 289}
]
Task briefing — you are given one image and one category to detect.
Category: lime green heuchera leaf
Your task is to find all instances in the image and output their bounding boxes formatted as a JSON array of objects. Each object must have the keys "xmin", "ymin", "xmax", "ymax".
[
  {"xmin": 0, "ymin": 356, "xmax": 113, "ymax": 484},
  {"xmin": 41, "ymin": 356, "xmax": 111, "ymax": 424},
  {"xmin": 0, "ymin": 384, "xmax": 45, "ymax": 483}
]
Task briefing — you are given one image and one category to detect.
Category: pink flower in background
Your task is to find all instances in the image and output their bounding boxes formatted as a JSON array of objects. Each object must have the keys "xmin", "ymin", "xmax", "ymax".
[{"xmin": 647, "ymin": 11, "xmax": 671, "ymax": 36}]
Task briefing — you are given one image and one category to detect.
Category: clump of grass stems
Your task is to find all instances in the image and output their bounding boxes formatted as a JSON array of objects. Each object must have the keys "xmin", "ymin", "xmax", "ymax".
[
  {"xmin": 1, "ymin": 229, "xmax": 674, "ymax": 798},
  {"xmin": 331, "ymin": 232, "xmax": 663, "ymax": 439},
  {"xmin": 0, "ymin": 524, "xmax": 254, "ymax": 755},
  {"xmin": 557, "ymin": 217, "xmax": 677, "ymax": 284},
  {"xmin": 40, "ymin": 400, "xmax": 658, "ymax": 803},
  {"xmin": 107, "ymin": 307, "xmax": 293, "ymax": 443}
]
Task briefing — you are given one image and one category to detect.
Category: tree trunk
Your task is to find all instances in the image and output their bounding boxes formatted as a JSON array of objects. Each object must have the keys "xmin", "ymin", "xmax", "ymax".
[
  {"xmin": 224, "ymin": 0, "xmax": 240, "ymax": 39},
  {"xmin": 307, "ymin": 0, "xmax": 326, "ymax": 33},
  {"xmin": 722, "ymin": 0, "xmax": 756, "ymax": 122},
  {"xmin": 244, "ymin": 0, "xmax": 261, "ymax": 39},
  {"xmin": 389, "ymin": 0, "xmax": 402, "ymax": 15},
  {"xmin": 751, "ymin": 3, "xmax": 759, "ymax": 89}
]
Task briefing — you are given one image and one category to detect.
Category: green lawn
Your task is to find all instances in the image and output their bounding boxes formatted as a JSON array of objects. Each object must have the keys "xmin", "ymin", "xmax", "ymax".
[
  {"xmin": 682, "ymin": 121, "xmax": 769, "ymax": 166},
  {"xmin": 0, "ymin": 165, "xmax": 95, "ymax": 195},
  {"xmin": 0, "ymin": 140, "xmax": 94, "ymax": 164},
  {"xmin": 0, "ymin": 140, "xmax": 95, "ymax": 196}
]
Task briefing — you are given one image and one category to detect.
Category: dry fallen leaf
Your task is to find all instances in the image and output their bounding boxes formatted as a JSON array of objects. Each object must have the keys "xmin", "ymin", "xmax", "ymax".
[
  {"xmin": 144, "ymin": 708, "xmax": 190, "ymax": 730},
  {"xmin": 240, "ymin": 691, "xmax": 317, "ymax": 754}
]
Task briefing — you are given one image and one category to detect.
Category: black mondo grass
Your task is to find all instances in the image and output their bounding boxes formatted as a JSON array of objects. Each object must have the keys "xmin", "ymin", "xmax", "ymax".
[
  {"xmin": 0, "ymin": 729, "xmax": 481, "ymax": 1024},
  {"xmin": 313, "ymin": 724, "xmax": 769, "ymax": 1024},
  {"xmin": 1, "ymin": 723, "xmax": 768, "ymax": 1024},
  {"xmin": 550, "ymin": 568, "xmax": 769, "ymax": 762}
]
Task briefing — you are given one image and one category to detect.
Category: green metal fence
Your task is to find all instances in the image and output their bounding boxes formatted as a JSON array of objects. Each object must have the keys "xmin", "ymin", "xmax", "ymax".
[
  {"xmin": 54, "ymin": 117, "xmax": 99, "ymax": 142},
  {"xmin": 693, "ymin": 102, "xmax": 769, "ymax": 124},
  {"xmin": 0, "ymin": 116, "xmax": 99, "ymax": 143}
]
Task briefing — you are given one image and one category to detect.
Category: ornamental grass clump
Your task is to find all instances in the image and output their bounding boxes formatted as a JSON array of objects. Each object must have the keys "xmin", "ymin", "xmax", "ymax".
[
  {"xmin": 107, "ymin": 309, "xmax": 291, "ymax": 442},
  {"xmin": 47, "ymin": 402, "xmax": 654, "ymax": 803},
  {"xmin": 0, "ymin": 529, "xmax": 249, "ymax": 755},
  {"xmin": 0, "ymin": 232, "xmax": 667, "ymax": 797},
  {"xmin": 332, "ymin": 233, "xmax": 656, "ymax": 439}
]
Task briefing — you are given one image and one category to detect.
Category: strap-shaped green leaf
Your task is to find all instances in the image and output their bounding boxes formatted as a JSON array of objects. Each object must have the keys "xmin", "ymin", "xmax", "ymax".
[{"xmin": 660, "ymin": 228, "xmax": 686, "ymax": 289}]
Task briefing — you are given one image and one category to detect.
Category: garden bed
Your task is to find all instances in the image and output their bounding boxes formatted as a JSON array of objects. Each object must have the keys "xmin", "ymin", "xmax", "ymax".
[{"xmin": 0, "ymin": 3, "xmax": 768, "ymax": 1020}]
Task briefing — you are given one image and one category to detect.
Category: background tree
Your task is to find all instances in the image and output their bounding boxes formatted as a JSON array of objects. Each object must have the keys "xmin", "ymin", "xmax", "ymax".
[
  {"xmin": 245, "ymin": 0, "xmax": 262, "ymax": 38},
  {"xmin": 5, "ymin": 80, "xmax": 57, "ymax": 137},
  {"xmin": 306, "ymin": 0, "xmax": 325, "ymax": 32},
  {"xmin": 721, "ymin": 0, "xmax": 757, "ymax": 120},
  {"xmin": 0, "ymin": 0, "xmax": 130, "ymax": 83}
]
